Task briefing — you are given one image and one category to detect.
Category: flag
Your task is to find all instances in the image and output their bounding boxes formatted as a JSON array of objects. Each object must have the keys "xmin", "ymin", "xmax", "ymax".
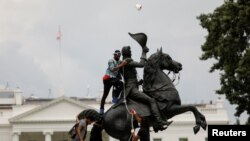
[{"xmin": 56, "ymin": 28, "xmax": 62, "ymax": 40}]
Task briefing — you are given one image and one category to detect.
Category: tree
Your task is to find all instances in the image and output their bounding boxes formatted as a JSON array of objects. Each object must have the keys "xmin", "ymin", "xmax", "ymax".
[
  {"xmin": 197, "ymin": 0, "xmax": 250, "ymax": 124},
  {"xmin": 235, "ymin": 118, "xmax": 240, "ymax": 125}
]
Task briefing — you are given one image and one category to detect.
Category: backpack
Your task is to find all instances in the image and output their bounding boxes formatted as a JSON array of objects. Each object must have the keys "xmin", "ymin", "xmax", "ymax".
[{"xmin": 68, "ymin": 123, "xmax": 78, "ymax": 139}]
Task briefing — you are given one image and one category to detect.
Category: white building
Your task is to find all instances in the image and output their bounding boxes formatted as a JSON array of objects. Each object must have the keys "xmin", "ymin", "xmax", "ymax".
[{"xmin": 0, "ymin": 88, "xmax": 229, "ymax": 141}]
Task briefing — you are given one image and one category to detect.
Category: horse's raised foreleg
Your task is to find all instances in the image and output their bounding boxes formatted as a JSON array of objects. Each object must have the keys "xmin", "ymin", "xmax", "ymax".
[{"xmin": 164, "ymin": 104, "xmax": 207, "ymax": 134}]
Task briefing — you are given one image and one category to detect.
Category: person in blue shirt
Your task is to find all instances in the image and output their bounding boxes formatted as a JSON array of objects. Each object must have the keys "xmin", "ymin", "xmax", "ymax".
[{"xmin": 99, "ymin": 50, "xmax": 123, "ymax": 114}]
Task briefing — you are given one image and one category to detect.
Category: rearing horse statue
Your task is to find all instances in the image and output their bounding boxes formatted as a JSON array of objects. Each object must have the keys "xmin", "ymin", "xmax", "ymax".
[
  {"xmin": 89, "ymin": 48, "xmax": 207, "ymax": 141},
  {"xmin": 89, "ymin": 33, "xmax": 207, "ymax": 141}
]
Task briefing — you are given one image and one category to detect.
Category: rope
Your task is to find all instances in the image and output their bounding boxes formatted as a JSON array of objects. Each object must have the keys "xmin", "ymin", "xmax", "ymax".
[
  {"xmin": 174, "ymin": 72, "xmax": 181, "ymax": 86},
  {"xmin": 172, "ymin": 72, "xmax": 176, "ymax": 82},
  {"xmin": 167, "ymin": 71, "xmax": 181, "ymax": 86},
  {"xmin": 122, "ymin": 68, "xmax": 130, "ymax": 112},
  {"xmin": 121, "ymin": 67, "xmax": 135, "ymax": 141}
]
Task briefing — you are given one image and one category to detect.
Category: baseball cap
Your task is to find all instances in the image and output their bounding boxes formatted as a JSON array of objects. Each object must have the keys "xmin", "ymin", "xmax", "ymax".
[{"xmin": 114, "ymin": 50, "xmax": 121, "ymax": 55}]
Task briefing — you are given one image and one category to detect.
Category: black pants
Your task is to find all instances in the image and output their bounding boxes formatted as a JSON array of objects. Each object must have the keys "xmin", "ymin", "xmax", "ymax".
[
  {"xmin": 138, "ymin": 128, "xmax": 150, "ymax": 141},
  {"xmin": 90, "ymin": 124, "xmax": 103, "ymax": 141},
  {"xmin": 100, "ymin": 78, "xmax": 123, "ymax": 109}
]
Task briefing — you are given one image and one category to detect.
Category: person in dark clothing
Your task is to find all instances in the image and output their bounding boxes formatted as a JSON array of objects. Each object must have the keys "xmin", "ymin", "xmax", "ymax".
[
  {"xmin": 90, "ymin": 121, "xmax": 103, "ymax": 141},
  {"xmin": 100, "ymin": 50, "xmax": 123, "ymax": 114},
  {"xmin": 130, "ymin": 109, "xmax": 150, "ymax": 141}
]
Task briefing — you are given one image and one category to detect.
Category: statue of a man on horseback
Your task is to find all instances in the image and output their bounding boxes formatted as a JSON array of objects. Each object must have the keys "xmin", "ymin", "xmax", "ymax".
[
  {"xmin": 89, "ymin": 32, "xmax": 207, "ymax": 141},
  {"xmin": 113, "ymin": 33, "xmax": 172, "ymax": 132}
]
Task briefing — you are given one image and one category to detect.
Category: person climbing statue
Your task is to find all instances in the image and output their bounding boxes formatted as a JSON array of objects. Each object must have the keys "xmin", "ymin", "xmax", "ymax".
[{"xmin": 100, "ymin": 50, "xmax": 123, "ymax": 114}]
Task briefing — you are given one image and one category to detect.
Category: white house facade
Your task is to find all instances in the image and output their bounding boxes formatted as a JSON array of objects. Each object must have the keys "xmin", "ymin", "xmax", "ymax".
[{"xmin": 0, "ymin": 88, "xmax": 229, "ymax": 141}]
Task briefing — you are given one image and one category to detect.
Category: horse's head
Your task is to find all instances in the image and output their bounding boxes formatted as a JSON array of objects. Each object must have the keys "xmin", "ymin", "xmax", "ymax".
[
  {"xmin": 144, "ymin": 48, "xmax": 182, "ymax": 89},
  {"xmin": 155, "ymin": 48, "xmax": 182, "ymax": 73}
]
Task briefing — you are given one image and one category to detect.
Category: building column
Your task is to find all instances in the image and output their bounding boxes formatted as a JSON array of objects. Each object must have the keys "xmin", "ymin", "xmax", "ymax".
[
  {"xmin": 12, "ymin": 131, "xmax": 21, "ymax": 141},
  {"xmin": 43, "ymin": 131, "xmax": 53, "ymax": 141}
]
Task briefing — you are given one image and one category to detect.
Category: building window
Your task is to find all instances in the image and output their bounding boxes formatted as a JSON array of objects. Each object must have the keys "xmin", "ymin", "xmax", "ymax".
[
  {"xmin": 179, "ymin": 138, "xmax": 188, "ymax": 141},
  {"xmin": 153, "ymin": 138, "xmax": 162, "ymax": 141}
]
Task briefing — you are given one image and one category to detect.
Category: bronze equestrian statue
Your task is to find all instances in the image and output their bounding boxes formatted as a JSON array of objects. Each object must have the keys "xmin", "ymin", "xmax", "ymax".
[{"xmin": 89, "ymin": 33, "xmax": 207, "ymax": 141}]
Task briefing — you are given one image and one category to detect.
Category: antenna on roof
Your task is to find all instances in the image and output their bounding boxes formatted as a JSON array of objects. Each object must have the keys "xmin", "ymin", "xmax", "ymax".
[
  {"xmin": 5, "ymin": 82, "xmax": 9, "ymax": 89},
  {"xmin": 86, "ymin": 85, "xmax": 90, "ymax": 98},
  {"xmin": 48, "ymin": 88, "xmax": 52, "ymax": 98}
]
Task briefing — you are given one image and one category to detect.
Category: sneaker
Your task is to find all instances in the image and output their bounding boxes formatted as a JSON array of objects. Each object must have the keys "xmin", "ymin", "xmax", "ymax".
[
  {"xmin": 99, "ymin": 109, "xmax": 104, "ymax": 114},
  {"xmin": 112, "ymin": 97, "xmax": 118, "ymax": 104}
]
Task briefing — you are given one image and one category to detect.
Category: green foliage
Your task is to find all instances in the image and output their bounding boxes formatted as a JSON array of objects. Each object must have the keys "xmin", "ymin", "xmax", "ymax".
[{"xmin": 197, "ymin": 0, "xmax": 250, "ymax": 124}]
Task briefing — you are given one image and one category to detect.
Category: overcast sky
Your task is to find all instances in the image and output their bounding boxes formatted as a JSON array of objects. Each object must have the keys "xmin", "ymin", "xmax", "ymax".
[{"xmin": 0, "ymin": 0, "xmax": 247, "ymax": 123}]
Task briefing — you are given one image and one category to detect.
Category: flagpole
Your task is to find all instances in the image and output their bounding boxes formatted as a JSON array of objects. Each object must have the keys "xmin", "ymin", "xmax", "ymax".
[
  {"xmin": 58, "ymin": 26, "xmax": 62, "ymax": 73},
  {"xmin": 57, "ymin": 25, "xmax": 64, "ymax": 97}
]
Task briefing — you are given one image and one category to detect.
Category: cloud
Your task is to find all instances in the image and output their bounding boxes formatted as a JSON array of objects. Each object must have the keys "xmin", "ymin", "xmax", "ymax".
[
  {"xmin": 0, "ymin": 0, "xmax": 224, "ymax": 99},
  {"xmin": 0, "ymin": 41, "xmax": 50, "ymax": 96},
  {"xmin": 2, "ymin": 0, "xmax": 246, "ymax": 123}
]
